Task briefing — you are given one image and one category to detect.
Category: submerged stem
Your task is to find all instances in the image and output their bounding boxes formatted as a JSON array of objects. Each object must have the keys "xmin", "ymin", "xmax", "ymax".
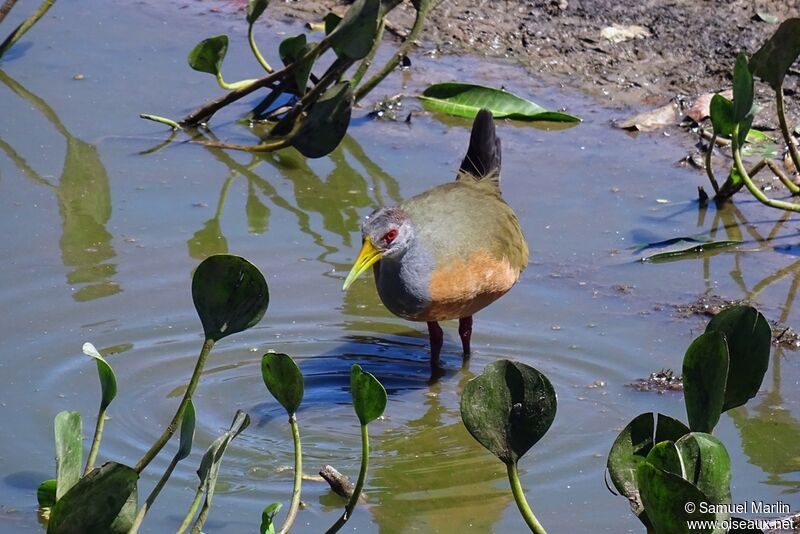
[
  {"xmin": 507, "ymin": 462, "xmax": 547, "ymax": 534},
  {"xmin": 325, "ymin": 424, "xmax": 369, "ymax": 534},
  {"xmin": 277, "ymin": 415, "xmax": 303, "ymax": 534}
]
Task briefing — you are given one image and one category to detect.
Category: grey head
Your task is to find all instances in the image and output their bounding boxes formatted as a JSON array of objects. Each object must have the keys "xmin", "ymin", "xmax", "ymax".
[{"xmin": 362, "ymin": 206, "xmax": 415, "ymax": 259}]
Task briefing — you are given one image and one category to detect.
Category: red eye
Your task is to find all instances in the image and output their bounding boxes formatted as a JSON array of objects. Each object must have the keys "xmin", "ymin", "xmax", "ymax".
[{"xmin": 383, "ymin": 229, "xmax": 398, "ymax": 243}]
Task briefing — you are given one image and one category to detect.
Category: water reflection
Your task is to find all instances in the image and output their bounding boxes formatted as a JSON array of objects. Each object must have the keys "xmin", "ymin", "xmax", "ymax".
[{"xmin": 0, "ymin": 70, "xmax": 119, "ymax": 301}]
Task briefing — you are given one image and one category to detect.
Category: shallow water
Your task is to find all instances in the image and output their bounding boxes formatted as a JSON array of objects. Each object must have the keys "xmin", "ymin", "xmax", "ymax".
[{"xmin": 1, "ymin": 1, "xmax": 798, "ymax": 532}]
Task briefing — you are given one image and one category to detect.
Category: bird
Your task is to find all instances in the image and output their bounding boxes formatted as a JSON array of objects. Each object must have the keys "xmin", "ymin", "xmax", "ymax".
[{"xmin": 342, "ymin": 109, "xmax": 529, "ymax": 371}]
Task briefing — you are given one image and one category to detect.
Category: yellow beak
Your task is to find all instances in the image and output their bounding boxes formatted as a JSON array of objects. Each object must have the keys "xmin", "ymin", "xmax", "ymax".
[{"xmin": 342, "ymin": 237, "xmax": 382, "ymax": 290}]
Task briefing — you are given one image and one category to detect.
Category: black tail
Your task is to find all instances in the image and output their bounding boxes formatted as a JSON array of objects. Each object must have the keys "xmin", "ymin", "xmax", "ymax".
[{"xmin": 459, "ymin": 109, "xmax": 501, "ymax": 180}]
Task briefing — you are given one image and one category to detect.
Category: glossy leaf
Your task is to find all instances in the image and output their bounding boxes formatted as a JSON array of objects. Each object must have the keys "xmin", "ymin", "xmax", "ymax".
[
  {"xmin": 327, "ymin": 0, "xmax": 381, "ymax": 59},
  {"xmin": 188, "ymin": 35, "xmax": 229, "ymax": 76},
  {"xmin": 682, "ymin": 331, "xmax": 728, "ymax": 433},
  {"xmin": 191, "ymin": 254, "xmax": 269, "ymax": 342},
  {"xmin": 675, "ymin": 432, "xmax": 731, "ymax": 507},
  {"xmin": 419, "ymin": 83, "xmax": 581, "ymax": 122},
  {"xmin": 262, "ymin": 353, "xmax": 304, "ymax": 416},
  {"xmin": 636, "ymin": 462, "xmax": 714, "ymax": 534},
  {"xmin": 37, "ymin": 479, "xmax": 57, "ymax": 508},
  {"xmin": 54, "ymin": 411, "xmax": 82, "ymax": 501},
  {"xmin": 460, "ymin": 359, "xmax": 557, "ymax": 465},
  {"xmin": 261, "ymin": 502, "xmax": 282, "ymax": 534},
  {"xmin": 48, "ymin": 462, "xmax": 138, "ymax": 534},
  {"xmin": 177, "ymin": 400, "xmax": 196, "ymax": 462},
  {"xmin": 247, "ymin": 0, "xmax": 269, "ymax": 24},
  {"xmin": 278, "ymin": 34, "xmax": 314, "ymax": 95},
  {"xmin": 323, "ymin": 13, "xmax": 341, "ymax": 35},
  {"xmin": 749, "ymin": 18, "xmax": 800, "ymax": 91},
  {"xmin": 291, "ymin": 81, "xmax": 353, "ymax": 158},
  {"xmin": 737, "ymin": 112, "xmax": 754, "ymax": 148},
  {"xmin": 705, "ymin": 305, "xmax": 771, "ymax": 411},
  {"xmin": 641, "ymin": 240, "xmax": 740, "ymax": 263},
  {"xmin": 709, "ymin": 93, "xmax": 736, "ymax": 138},
  {"xmin": 646, "ymin": 441, "xmax": 684, "ymax": 478},
  {"xmin": 82, "ymin": 342, "xmax": 118, "ymax": 410},
  {"xmin": 350, "ymin": 364, "xmax": 387, "ymax": 425},
  {"xmin": 732, "ymin": 52, "xmax": 754, "ymax": 122}
]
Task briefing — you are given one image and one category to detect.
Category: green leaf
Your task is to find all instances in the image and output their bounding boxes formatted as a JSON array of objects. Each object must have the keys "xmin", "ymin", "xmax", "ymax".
[
  {"xmin": 350, "ymin": 364, "xmax": 387, "ymax": 425},
  {"xmin": 323, "ymin": 13, "xmax": 341, "ymax": 35},
  {"xmin": 188, "ymin": 35, "xmax": 229, "ymax": 76},
  {"xmin": 606, "ymin": 413, "xmax": 690, "ymax": 522},
  {"xmin": 419, "ymin": 83, "xmax": 581, "ymax": 122},
  {"xmin": 641, "ymin": 240, "xmax": 740, "ymax": 263},
  {"xmin": 705, "ymin": 306, "xmax": 771, "ymax": 411},
  {"xmin": 196, "ymin": 410, "xmax": 250, "ymax": 508},
  {"xmin": 732, "ymin": 52, "xmax": 754, "ymax": 122},
  {"xmin": 82, "ymin": 342, "xmax": 118, "ymax": 411},
  {"xmin": 37, "ymin": 479, "xmax": 57, "ymax": 509},
  {"xmin": 636, "ymin": 461, "xmax": 715, "ymax": 534},
  {"xmin": 749, "ymin": 18, "xmax": 800, "ymax": 91},
  {"xmin": 682, "ymin": 331, "xmax": 729, "ymax": 433},
  {"xmin": 460, "ymin": 359, "xmax": 557, "ymax": 465},
  {"xmin": 247, "ymin": 0, "xmax": 269, "ymax": 24},
  {"xmin": 192, "ymin": 254, "xmax": 269, "ymax": 342},
  {"xmin": 260, "ymin": 502, "xmax": 282, "ymax": 534},
  {"xmin": 278, "ymin": 34, "xmax": 314, "ymax": 95},
  {"xmin": 737, "ymin": 112, "xmax": 754, "ymax": 148},
  {"xmin": 645, "ymin": 441, "xmax": 684, "ymax": 478},
  {"xmin": 48, "ymin": 462, "xmax": 138, "ymax": 534},
  {"xmin": 675, "ymin": 433, "xmax": 731, "ymax": 507},
  {"xmin": 54, "ymin": 411, "xmax": 82, "ymax": 501},
  {"xmin": 709, "ymin": 93, "xmax": 736, "ymax": 138},
  {"xmin": 261, "ymin": 353, "xmax": 304, "ymax": 416},
  {"xmin": 290, "ymin": 81, "xmax": 353, "ymax": 158},
  {"xmin": 327, "ymin": 0, "xmax": 381, "ymax": 59},
  {"xmin": 177, "ymin": 400, "xmax": 196, "ymax": 462}
]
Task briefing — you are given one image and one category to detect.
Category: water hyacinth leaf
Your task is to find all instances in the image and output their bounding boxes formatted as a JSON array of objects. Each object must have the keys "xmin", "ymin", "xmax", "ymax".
[
  {"xmin": 709, "ymin": 94, "xmax": 736, "ymax": 138},
  {"xmin": 261, "ymin": 353, "xmax": 304, "ymax": 416},
  {"xmin": 278, "ymin": 34, "xmax": 314, "ymax": 95},
  {"xmin": 419, "ymin": 83, "xmax": 581, "ymax": 122},
  {"xmin": 37, "ymin": 479, "xmax": 57, "ymax": 508},
  {"xmin": 350, "ymin": 364, "xmax": 387, "ymax": 425},
  {"xmin": 188, "ymin": 35, "xmax": 229, "ymax": 76},
  {"xmin": 732, "ymin": 52, "xmax": 754, "ymax": 123},
  {"xmin": 196, "ymin": 410, "xmax": 250, "ymax": 509},
  {"xmin": 192, "ymin": 254, "xmax": 269, "ymax": 342},
  {"xmin": 82, "ymin": 342, "xmax": 118, "ymax": 410},
  {"xmin": 737, "ymin": 112, "xmax": 754, "ymax": 148},
  {"xmin": 645, "ymin": 441, "xmax": 684, "ymax": 478},
  {"xmin": 675, "ymin": 433, "xmax": 731, "ymax": 507},
  {"xmin": 705, "ymin": 306, "xmax": 771, "ymax": 411},
  {"xmin": 641, "ymin": 240, "xmax": 740, "ymax": 263},
  {"xmin": 48, "ymin": 462, "xmax": 138, "ymax": 534},
  {"xmin": 323, "ymin": 12, "xmax": 341, "ymax": 35},
  {"xmin": 606, "ymin": 412, "xmax": 689, "ymax": 518},
  {"xmin": 749, "ymin": 18, "xmax": 800, "ymax": 91},
  {"xmin": 327, "ymin": 0, "xmax": 381, "ymax": 59},
  {"xmin": 54, "ymin": 411, "xmax": 82, "ymax": 501},
  {"xmin": 261, "ymin": 502, "xmax": 282, "ymax": 534},
  {"xmin": 636, "ymin": 462, "xmax": 714, "ymax": 534},
  {"xmin": 682, "ymin": 331, "xmax": 728, "ymax": 433},
  {"xmin": 247, "ymin": 0, "xmax": 269, "ymax": 24},
  {"xmin": 177, "ymin": 400, "xmax": 197, "ymax": 462},
  {"xmin": 290, "ymin": 81, "xmax": 353, "ymax": 158},
  {"xmin": 460, "ymin": 359, "xmax": 557, "ymax": 465}
]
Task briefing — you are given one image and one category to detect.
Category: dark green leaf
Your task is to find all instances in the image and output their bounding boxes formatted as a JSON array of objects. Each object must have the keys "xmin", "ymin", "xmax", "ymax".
[
  {"xmin": 636, "ymin": 461, "xmax": 714, "ymax": 534},
  {"xmin": 645, "ymin": 441, "xmax": 684, "ymax": 477},
  {"xmin": 732, "ymin": 52, "xmax": 754, "ymax": 122},
  {"xmin": 749, "ymin": 18, "xmax": 800, "ymax": 91},
  {"xmin": 196, "ymin": 410, "xmax": 251, "ymax": 509},
  {"xmin": 247, "ymin": 0, "xmax": 270, "ymax": 24},
  {"xmin": 261, "ymin": 353, "xmax": 304, "ymax": 416},
  {"xmin": 290, "ymin": 81, "xmax": 353, "ymax": 158},
  {"xmin": 350, "ymin": 364, "xmax": 387, "ymax": 425},
  {"xmin": 82, "ymin": 342, "xmax": 118, "ymax": 411},
  {"xmin": 54, "ymin": 411, "xmax": 82, "ymax": 501},
  {"xmin": 327, "ymin": 0, "xmax": 381, "ymax": 59},
  {"xmin": 192, "ymin": 254, "xmax": 269, "ymax": 342},
  {"xmin": 278, "ymin": 34, "xmax": 314, "ymax": 95},
  {"xmin": 177, "ymin": 400, "xmax": 196, "ymax": 462},
  {"xmin": 48, "ymin": 462, "xmax": 138, "ymax": 534},
  {"xmin": 641, "ymin": 241, "xmax": 740, "ymax": 263},
  {"xmin": 460, "ymin": 359, "xmax": 557, "ymax": 465},
  {"xmin": 261, "ymin": 502, "xmax": 282, "ymax": 534},
  {"xmin": 737, "ymin": 112, "xmax": 754, "ymax": 147},
  {"xmin": 675, "ymin": 432, "xmax": 731, "ymax": 507},
  {"xmin": 682, "ymin": 332, "xmax": 729, "ymax": 433},
  {"xmin": 709, "ymin": 94, "xmax": 736, "ymax": 138},
  {"xmin": 188, "ymin": 35, "xmax": 229, "ymax": 76},
  {"xmin": 37, "ymin": 479, "xmax": 57, "ymax": 509},
  {"xmin": 419, "ymin": 83, "xmax": 581, "ymax": 122},
  {"xmin": 705, "ymin": 306, "xmax": 771, "ymax": 411},
  {"xmin": 323, "ymin": 13, "xmax": 341, "ymax": 35}
]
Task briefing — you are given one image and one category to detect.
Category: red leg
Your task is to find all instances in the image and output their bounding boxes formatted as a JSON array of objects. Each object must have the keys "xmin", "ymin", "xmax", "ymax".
[
  {"xmin": 459, "ymin": 316, "xmax": 473, "ymax": 357},
  {"xmin": 427, "ymin": 321, "xmax": 443, "ymax": 364}
]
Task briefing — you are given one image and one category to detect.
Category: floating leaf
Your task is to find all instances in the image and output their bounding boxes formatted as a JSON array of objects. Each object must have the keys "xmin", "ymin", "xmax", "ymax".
[
  {"xmin": 261, "ymin": 502, "xmax": 282, "ymax": 534},
  {"xmin": 460, "ymin": 360, "xmax": 557, "ymax": 465},
  {"xmin": 48, "ymin": 462, "xmax": 138, "ymax": 534},
  {"xmin": 629, "ymin": 235, "xmax": 713, "ymax": 252},
  {"xmin": 419, "ymin": 83, "xmax": 580, "ymax": 122},
  {"xmin": 247, "ymin": 0, "xmax": 269, "ymax": 24},
  {"xmin": 188, "ymin": 35, "xmax": 229, "ymax": 76},
  {"xmin": 682, "ymin": 332, "xmax": 728, "ymax": 433},
  {"xmin": 732, "ymin": 52, "xmax": 754, "ymax": 123},
  {"xmin": 278, "ymin": 34, "xmax": 314, "ymax": 95},
  {"xmin": 54, "ymin": 411, "xmax": 82, "ymax": 501},
  {"xmin": 675, "ymin": 432, "xmax": 731, "ymax": 507},
  {"xmin": 750, "ymin": 18, "xmax": 800, "ymax": 91},
  {"xmin": 37, "ymin": 479, "xmax": 57, "ymax": 509},
  {"xmin": 636, "ymin": 461, "xmax": 714, "ymax": 534},
  {"xmin": 291, "ymin": 81, "xmax": 353, "ymax": 158},
  {"xmin": 262, "ymin": 353, "xmax": 304, "ymax": 416},
  {"xmin": 350, "ymin": 364, "xmax": 387, "ymax": 425},
  {"xmin": 82, "ymin": 342, "xmax": 118, "ymax": 410},
  {"xmin": 192, "ymin": 254, "xmax": 269, "ymax": 342},
  {"xmin": 705, "ymin": 305, "xmax": 771, "ymax": 411},
  {"xmin": 177, "ymin": 400, "xmax": 196, "ymax": 462},
  {"xmin": 327, "ymin": 0, "xmax": 381, "ymax": 59},
  {"xmin": 641, "ymin": 240, "xmax": 740, "ymax": 263}
]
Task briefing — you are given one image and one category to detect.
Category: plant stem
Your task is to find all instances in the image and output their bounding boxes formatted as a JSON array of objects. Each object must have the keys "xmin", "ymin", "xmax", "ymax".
[
  {"xmin": 83, "ymin": 407, "xmax": 106, "ymax": 475},
  {"xmin": 704, "ymin": 133, "xmax": 721, "ymax": 195},
  {"xmin": 134, "ymin": 337, "xmax": 215, "ymax": 474},
  {"xmin": 140, "ymin": 113, "xmax": 181, "ymax": 130},
  {"xmin": 248, "ymin": 22, "xmax": 273, "ymax": 73},
  {"xmin": 506, "ymin": 462, "xmax": 546, "ymax": 534},
  {"xmin": 128, "ymin": 453, "xmax": 182, "ymax": 534},
  {"xmin": 0, "ymin": 0, "xmax": 19, "ymax": 25},
  {"xmin": 176, "ymin": 486, "xmax": 204, "ymax": 534},
  {"xmin": 325, "ymin": 424, "xmax": 370, "ymax": 534},
  {"xmin": 350, "ymin": 19, "xmax": 385, "ymax": 88},
  {"xmin": 277, "ymin": 415, "xmax": 303, "ymax": 534},
  {"xmin": 776, "ymin": 87, "xmax": 800, "ymax": 178},
  {"xmin": 0, "ymin": 0, "xmax": 55, "ymax": 59}
]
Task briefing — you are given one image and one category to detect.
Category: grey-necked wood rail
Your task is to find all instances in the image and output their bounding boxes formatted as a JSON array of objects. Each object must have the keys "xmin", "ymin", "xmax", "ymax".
[{"xmin": 342, "ymin": 109, "xmax": 529, "ymax": 369}]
